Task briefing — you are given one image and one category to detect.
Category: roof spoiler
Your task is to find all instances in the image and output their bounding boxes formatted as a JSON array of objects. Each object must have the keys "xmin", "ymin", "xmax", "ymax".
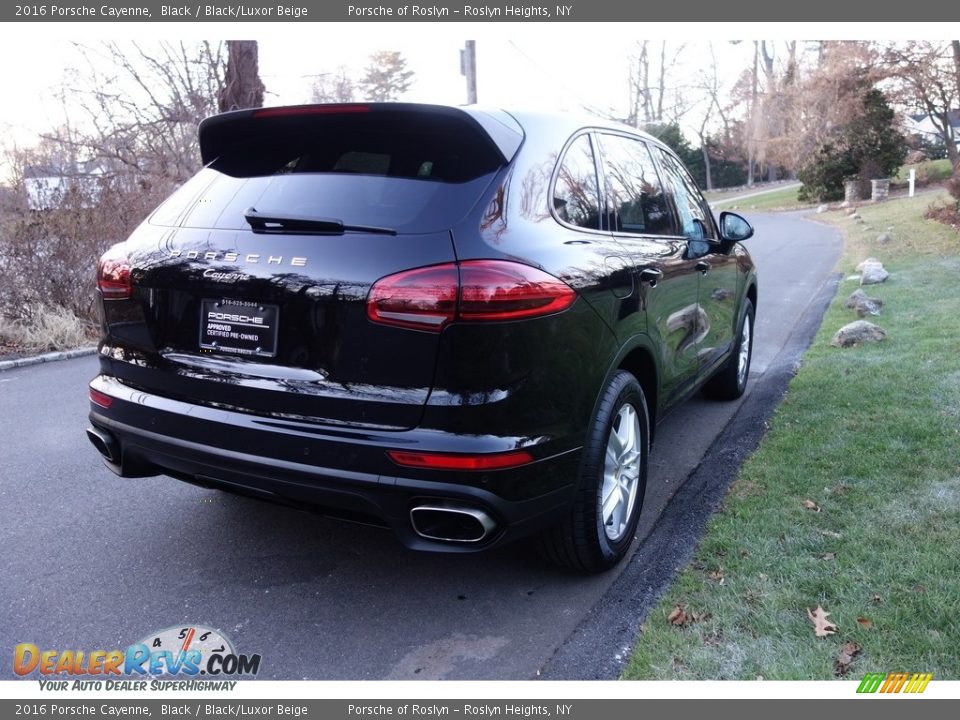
[{"xmin": 198, "ymin": 103, "xmax": 524, "ymax": 167}]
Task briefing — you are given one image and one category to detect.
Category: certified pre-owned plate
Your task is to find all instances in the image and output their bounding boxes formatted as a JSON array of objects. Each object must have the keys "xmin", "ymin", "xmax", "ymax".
[{"xmin": 200, "ymin": 299, "xmax": 279, "ymax": 358}]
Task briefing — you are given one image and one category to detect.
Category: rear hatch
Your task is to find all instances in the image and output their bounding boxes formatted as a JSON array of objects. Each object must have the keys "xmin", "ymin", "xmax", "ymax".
[{"xmin": 101, "ymin": 104, "xmax": 522, "ymax": 429}]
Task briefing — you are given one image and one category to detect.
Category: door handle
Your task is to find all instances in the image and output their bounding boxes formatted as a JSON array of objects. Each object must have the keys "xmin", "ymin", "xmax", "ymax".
[
  {"xmin": 696, "ymin": 260, "xmax": 711, "ymax": 275},
  {"xmin": 640, "ymin": 267, "xmax": 663, "ymax": 287}
]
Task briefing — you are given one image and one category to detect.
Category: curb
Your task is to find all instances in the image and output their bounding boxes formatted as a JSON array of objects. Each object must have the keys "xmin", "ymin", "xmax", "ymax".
[{"xmin": 0, "ymin": 346, "xmax": 98, "ymax": 372}]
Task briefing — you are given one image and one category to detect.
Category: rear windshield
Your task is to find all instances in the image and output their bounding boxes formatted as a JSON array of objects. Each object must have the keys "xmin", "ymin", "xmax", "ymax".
[{"xmin": 150, "ymin": 110, "xmax": 505, "ymax": 234}]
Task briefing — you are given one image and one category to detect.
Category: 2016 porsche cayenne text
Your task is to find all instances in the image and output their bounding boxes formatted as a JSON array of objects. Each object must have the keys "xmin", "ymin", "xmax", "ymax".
[{"xmin": 87, "ymin": 103, "xmax": 757, "ymax": 572}]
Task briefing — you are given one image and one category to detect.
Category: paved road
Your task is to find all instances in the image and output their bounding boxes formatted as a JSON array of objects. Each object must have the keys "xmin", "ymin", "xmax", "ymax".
[
  {"xmin": 708, "ymin": 181, "xmax": 803, "ymax": 208},
  {"xmin": 0, "ymin": 212, "xmax": 840, "ymax": 681}
]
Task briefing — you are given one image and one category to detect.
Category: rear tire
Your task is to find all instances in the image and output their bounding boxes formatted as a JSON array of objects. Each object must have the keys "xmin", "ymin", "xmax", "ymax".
[
  {"xmin": 539, "ymin": 370, "xmax": 649, "ymax": 572},
  {"xmin": 703, "ymin": 298, "xmax": 754, "ymax": 401}
]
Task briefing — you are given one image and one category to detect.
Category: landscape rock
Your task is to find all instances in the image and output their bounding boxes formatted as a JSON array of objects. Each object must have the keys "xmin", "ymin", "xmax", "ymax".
[
  {"xmin": 830, "ymin": 320, "xmax": 887, "ymax": 348},
  {"xmin": 855, "ymin": 257, "xmax": 882, "ymax": 272},
  {"xmin": 850, "ymin": 212, "xmax": 861, "ymax": 219},
  {"xmin": 860, "ymin": 263, "xmax": 889, "ymax": 285},
  {"xmin": 817, "ymin": 204, "xmax": 828, "ymax": 214},
  {"xmin": 877, "ymin": 233, "xmax": 892, "ymax": 244},
  {"xmin": 845, "ymin": 289, "xmax": 883, "ymax": 317}
]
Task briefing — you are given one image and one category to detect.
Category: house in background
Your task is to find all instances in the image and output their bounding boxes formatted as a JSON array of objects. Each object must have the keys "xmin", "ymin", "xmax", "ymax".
[
  {"xmin": 23, "ymin": 160, "xmax": 105, "ymax": 211},
  {"xmin": 904, "ymin": 110, "xmax": 960, "ymax": 153}
]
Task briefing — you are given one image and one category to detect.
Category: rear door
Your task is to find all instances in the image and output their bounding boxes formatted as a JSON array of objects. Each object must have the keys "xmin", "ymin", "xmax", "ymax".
[
  {"xmin": 596, "ymin": 132, "xmax": 702, "ymax": 406},
  {"xmin": 655, "ymin": 147, "xmax": 740, "ymax": 374}
]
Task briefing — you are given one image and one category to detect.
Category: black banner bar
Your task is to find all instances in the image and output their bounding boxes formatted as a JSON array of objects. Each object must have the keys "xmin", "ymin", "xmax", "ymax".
[
  {"xmin": 2, "ymin": 699, "xmax": 960, "ymax": 720},
  {"xmin": 1, "ymin": 0, "xmax": 955, "ymax": 22}
]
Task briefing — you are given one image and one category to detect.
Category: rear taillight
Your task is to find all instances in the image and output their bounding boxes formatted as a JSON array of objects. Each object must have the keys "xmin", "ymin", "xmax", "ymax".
[
  {"xmin": 458, "ymin": 260, "xmax": 577, "ymax": 321},
  {"xmin": 366, "ymin": 264, "xmax": 459, "ymax": 331},
  {"xmin": 367, "ymin": 260, "xmax": 575, "ymax": 332},
  {"xmin": 97, "ymin": 249, "xmax": 132, "ymax": 300}
]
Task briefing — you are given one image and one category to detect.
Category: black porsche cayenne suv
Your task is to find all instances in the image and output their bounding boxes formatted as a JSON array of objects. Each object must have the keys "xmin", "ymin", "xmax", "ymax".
[{"xmin": 87, "ymin": 103, "xmax": 757, "ymax": 572}]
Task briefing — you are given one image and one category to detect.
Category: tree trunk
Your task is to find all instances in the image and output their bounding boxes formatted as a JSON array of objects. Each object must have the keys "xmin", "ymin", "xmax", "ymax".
[
  {"xmin": 953, "ymin": 41, "xmax": 960, "ymax": 172},
  {"xmin": 700, "ymin": 142, "xmax": 713, "ymax": 190},
  {"xmin": 219, "ymin": 41, "xmax": 265, "ymax": 113},
  {"xmin": 946, "ymin": 138, "xmax": 960, "ymax": 172},
  {"xmin": 747, "ymin": 42, "xmax": 759, "ymax": 187},
  {"xmin": 953, "ymin": 40, "xmax": 960, "ymax": 100}
]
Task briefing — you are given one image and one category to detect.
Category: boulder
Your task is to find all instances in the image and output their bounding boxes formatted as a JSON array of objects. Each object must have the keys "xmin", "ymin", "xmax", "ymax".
[
  {"xmin": 830, "ymin": 321, "xmax": 887, "ymax": 348},
  {"xmin": 861, "ymin": 263, "xmax": 889, "ymax": 285},
  {"xmin": 855, "ymin": 258, "xmax": 882, "ymax": 272},
  {"xmin": 845, "ymin": 289, "xmax": 883, "ymax": 317},
  {"xmin": 877, "ymin": 233, "xmax": 892, "ymax": 244},
  {"xmin": 817, "ymin": 204, "xmax": 829, "ymax": 214}
]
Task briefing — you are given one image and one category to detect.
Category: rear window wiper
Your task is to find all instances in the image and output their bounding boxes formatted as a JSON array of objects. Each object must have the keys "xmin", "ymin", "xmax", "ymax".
[{"xmin": 244, "ymin": 208, "xmax": 397, "ymax": 236}]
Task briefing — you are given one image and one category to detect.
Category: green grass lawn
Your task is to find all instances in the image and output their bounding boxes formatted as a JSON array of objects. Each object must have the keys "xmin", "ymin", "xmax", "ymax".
[
  {"xmin": 623, "ymin": 192, "xmax": 960, "ymax": 680},
  {"xmin": 711, "ymin": 185, "xmax": 814, "ymax": 211},
  {"xmin": 894, "ymin": 158, "xmax": 954, "ymax": 185}
]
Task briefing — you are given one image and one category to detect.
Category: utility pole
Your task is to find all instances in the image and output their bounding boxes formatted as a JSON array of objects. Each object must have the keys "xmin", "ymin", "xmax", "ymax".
[{"xmin": 461, "ymin": 41, "xmax": 477, "ymax": 104}]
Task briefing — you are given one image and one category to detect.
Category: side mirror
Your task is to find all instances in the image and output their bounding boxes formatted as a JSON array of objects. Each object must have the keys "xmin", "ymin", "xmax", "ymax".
[{"xmin": 719, "ymin": 211, "xmax": 754, "ymax": 242}]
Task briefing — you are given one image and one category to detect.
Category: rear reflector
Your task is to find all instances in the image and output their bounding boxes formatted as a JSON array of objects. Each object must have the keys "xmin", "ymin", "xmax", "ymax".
[
  {"xmin": 387, "ymin": 449, "xmax": 534, "ymax": 471},
  {"xmin": 97, "ymin": 249, "xmax": 132, "ymax": 300},
  {"xmin": 89, "ymin": 388, "xmax": 113, "ymax": 409},
  {"xmin": 367, "ymin": 260, "xmax": 575, "ymax": 332},
  {"xmin": 252, "ymin": 104, "xmax": 371, "ymax": 118}
]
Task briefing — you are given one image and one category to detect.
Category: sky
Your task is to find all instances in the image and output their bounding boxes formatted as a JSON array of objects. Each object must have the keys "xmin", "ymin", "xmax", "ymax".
[
  {"xmin": 0, "ymin": 29, "xmax": 720, "ymax": 153},
  {"xmin": 0, "ymin": 22, "xmax": 957, "ymax": 180}
]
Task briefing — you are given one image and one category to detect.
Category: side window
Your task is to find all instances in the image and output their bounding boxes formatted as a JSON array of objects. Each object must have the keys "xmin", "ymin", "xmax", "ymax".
[
  {"xmin": 552, "ymin": 134, "xmax": 601, "ymax": 230},
  {"xmin": 598, "ymin": 134, "xmax": 675, "ymax": 236},
  {"xmin": 656, "ymin": 148, "xmax": 716, "ymax": 241}
]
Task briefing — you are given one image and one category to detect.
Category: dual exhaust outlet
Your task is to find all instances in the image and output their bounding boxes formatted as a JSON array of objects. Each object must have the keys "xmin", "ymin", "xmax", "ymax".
[
  {"xmin": 409, "ymin": 504, "xmax": 497, "ymax": 544},
  {"xmin": 86, "ymin": 426, "xmax": 119, "ymax": 464}
]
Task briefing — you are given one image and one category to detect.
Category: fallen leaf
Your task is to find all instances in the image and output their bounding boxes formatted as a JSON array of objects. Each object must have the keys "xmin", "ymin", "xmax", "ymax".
[
  {"xmin": 802, "ymin": 499, "xmax": 821, "ymax": 512},
  {"xmin": 638, "ymin": 623, "xmax": 646, "ymax": 634},
  {"xmin": 807, "ymin": 605, "xmax": 838, "ymax": 637},
  {"xmin": 819, "ymin": 529, "xmax": 843, "ymax": 539},
  {"xmin": 834, "ymin": 641, "xmax": 861, "ymax": 676},
  {"xmin": 820, "ymin": 552, "xmax": 836, "ymax": 561},
  {"xmin": 856, "ymin": 617, "xmax": 874, "ymax": 630},
  {"xmin": 667, "ymin": 605, "xmax": 688, "ymax": 626},
  {"xmin": 708, "ymin": 570, "xmax": 725, "ymax": 585},
  {"xmin": 871, "ymin": 594, "xmax": 883, "ymax": 605}
]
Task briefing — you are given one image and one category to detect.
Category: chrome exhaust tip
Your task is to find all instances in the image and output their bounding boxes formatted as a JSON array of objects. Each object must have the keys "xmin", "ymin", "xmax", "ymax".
[
  {"xmin": 410, "ymin": 504, "xmax": 497, "ymax": 543},
  {"xmin": 86, "ymin": 427, "xmax": 118, "ymax": 464}
]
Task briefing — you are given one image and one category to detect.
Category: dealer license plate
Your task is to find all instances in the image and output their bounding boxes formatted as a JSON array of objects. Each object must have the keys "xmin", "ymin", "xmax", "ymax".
[{"xmin": 199, "ymin": 298, "xmax": 279, "ymax": 358}]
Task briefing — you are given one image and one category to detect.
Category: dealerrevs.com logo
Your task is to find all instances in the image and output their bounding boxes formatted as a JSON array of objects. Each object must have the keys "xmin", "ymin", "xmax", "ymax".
[{"xmin": 14, "ymin": 625, "xmax": 261, "ymax": 691}]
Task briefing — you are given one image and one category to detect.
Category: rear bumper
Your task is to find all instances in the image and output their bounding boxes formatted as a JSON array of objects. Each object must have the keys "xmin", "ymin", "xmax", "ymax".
[{"xmin": 87, "ymin": 375, "xmax": 580, "ymax": 552}]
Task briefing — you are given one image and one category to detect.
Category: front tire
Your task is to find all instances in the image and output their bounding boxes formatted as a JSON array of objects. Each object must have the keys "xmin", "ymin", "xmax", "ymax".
[{"xmin": 539, "ymin": 370, "xmax": 649, "ymax": 572}]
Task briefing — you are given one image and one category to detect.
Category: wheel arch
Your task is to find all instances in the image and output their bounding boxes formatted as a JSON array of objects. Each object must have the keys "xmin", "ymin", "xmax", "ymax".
[{"xmin": 595, "ymin": 335, "xmax": 661, "ymax": 444}]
